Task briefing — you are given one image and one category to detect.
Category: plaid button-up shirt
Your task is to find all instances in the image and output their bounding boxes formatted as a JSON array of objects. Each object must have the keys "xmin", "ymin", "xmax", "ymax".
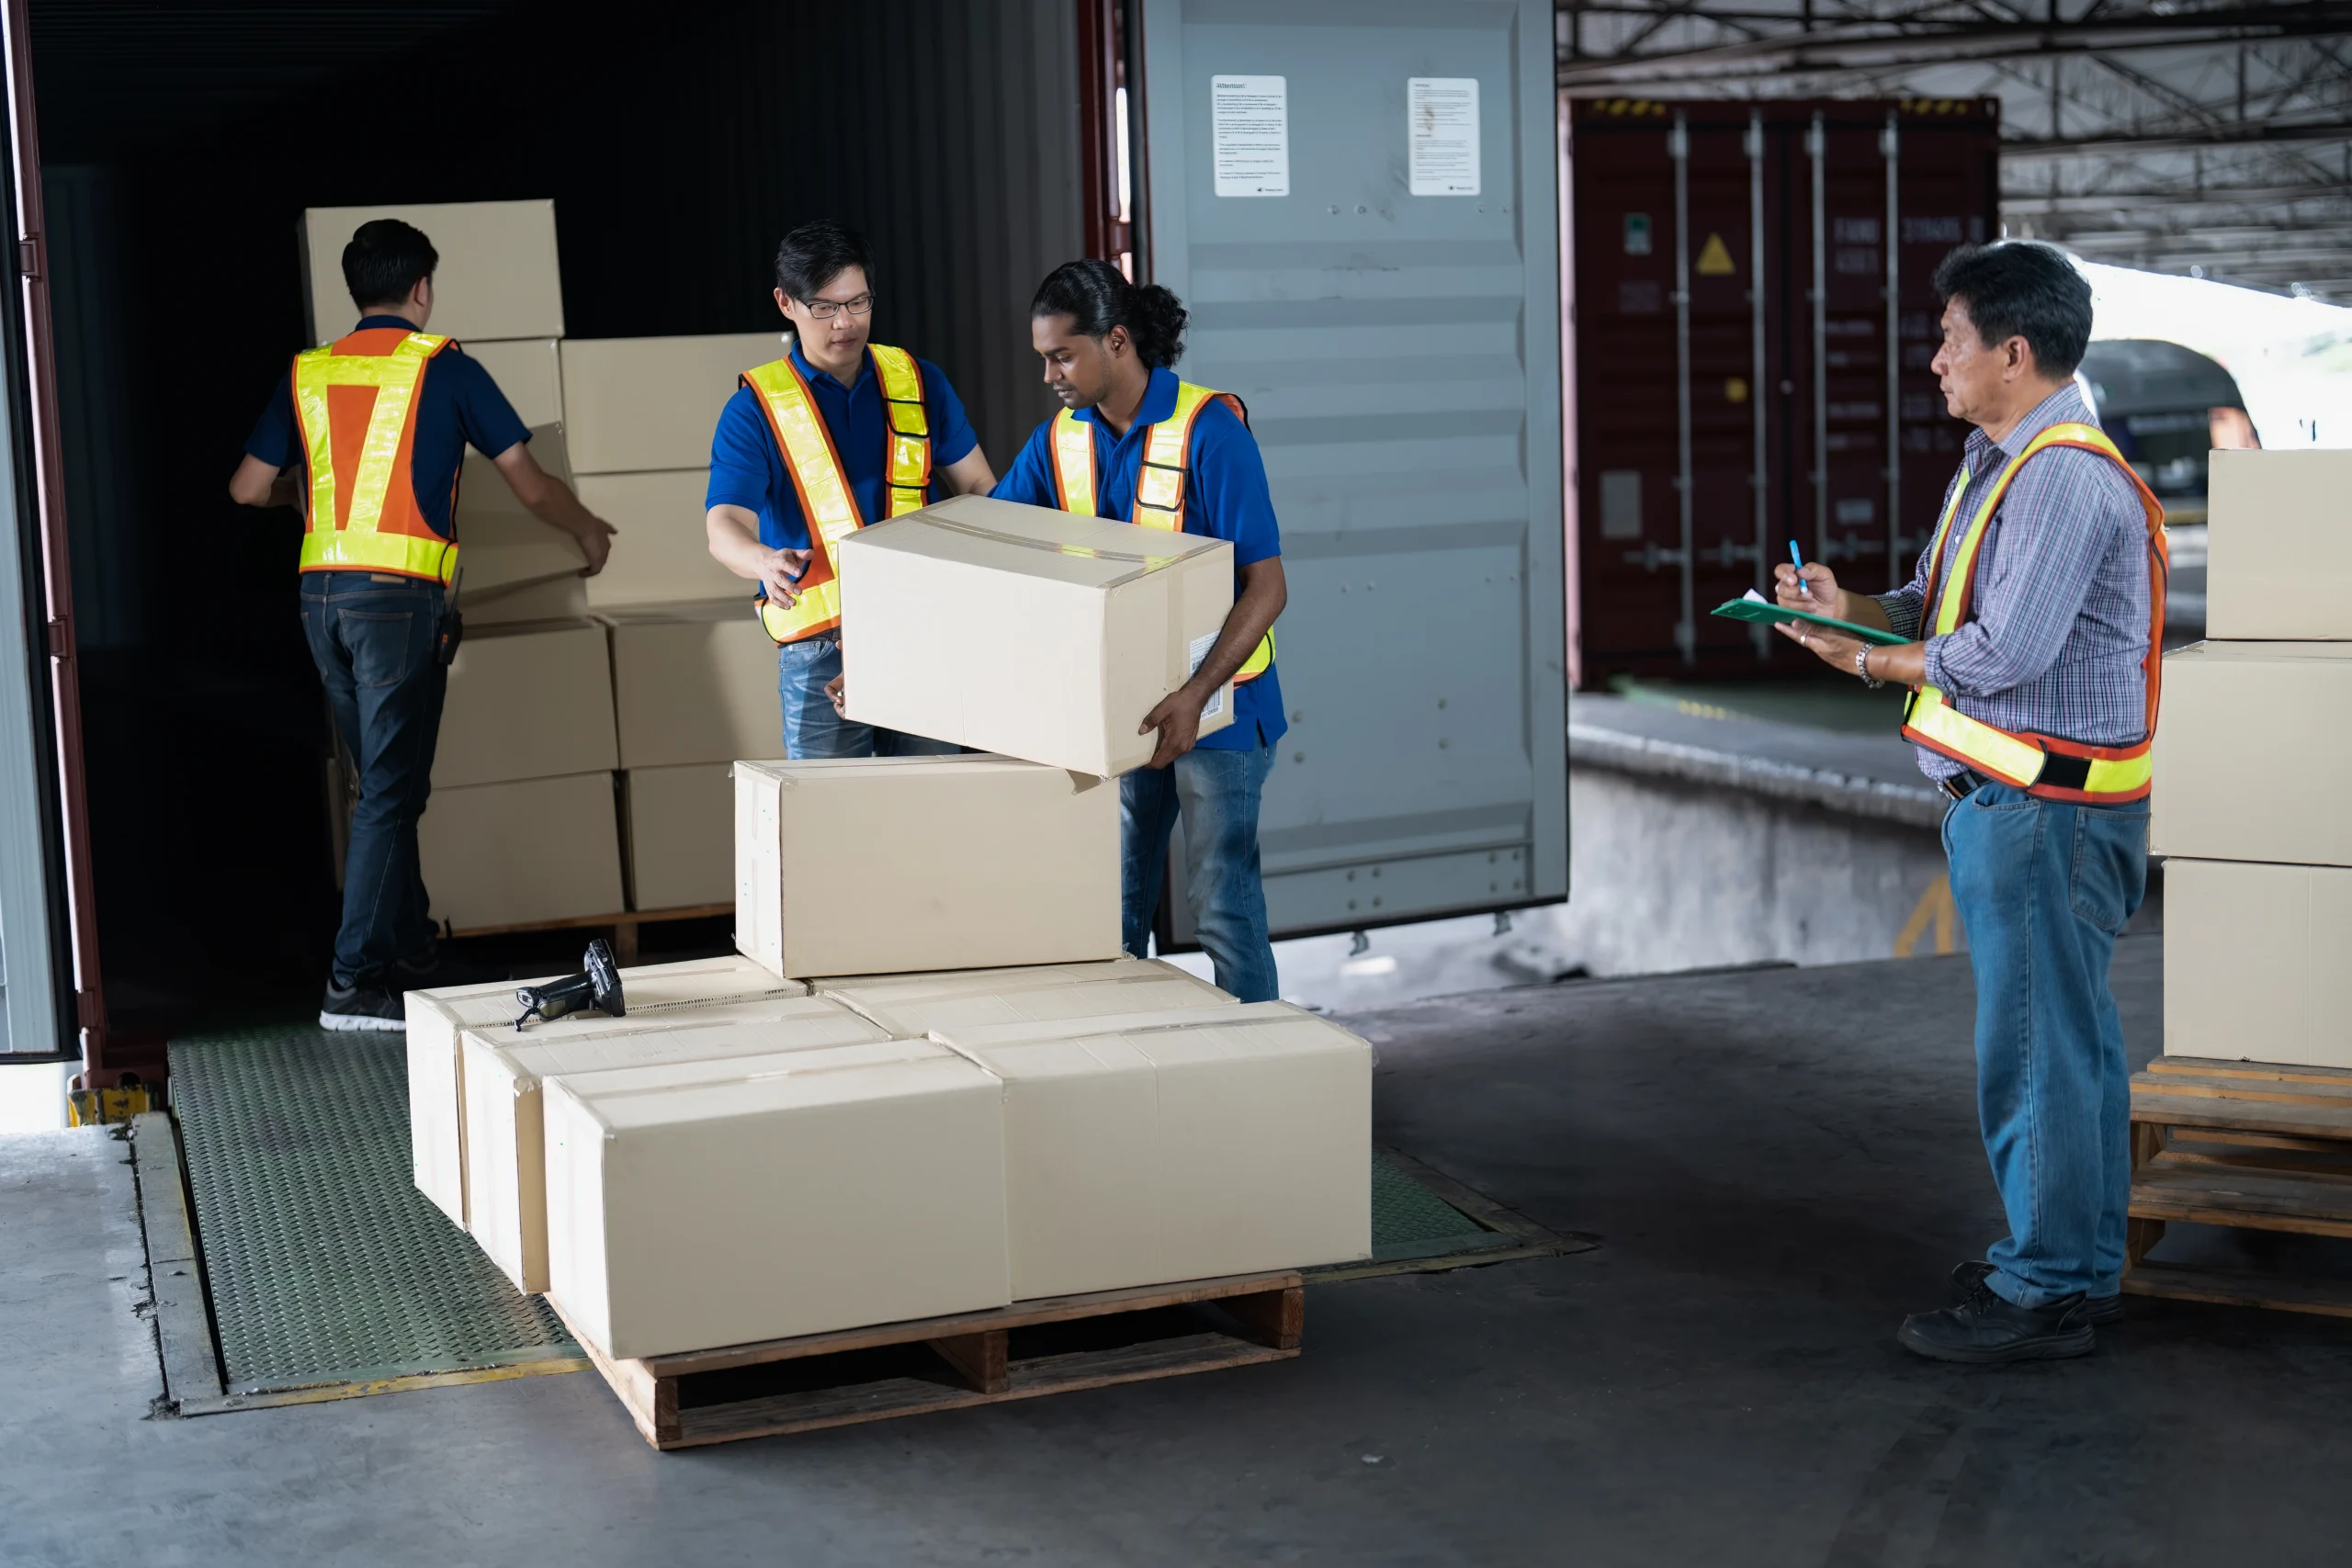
[{"xmin": 1873, "ymin": 383, "xmax": 2154, "ymax": 783}]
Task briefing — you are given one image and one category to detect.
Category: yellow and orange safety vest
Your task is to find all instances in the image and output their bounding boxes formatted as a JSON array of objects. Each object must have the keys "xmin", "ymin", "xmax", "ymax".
[
  {"xmin": 1049, "ymin": 381, "xmax": 1274, "ymax": 683},
  {"xmin": 1901, "ymin": 421, "xmax": 2167, "ymax": 803},
  {"xmin": 289, "ymin": 327, "xmax": 459, "ymax": 584},
  {"xmin": 747, "ymin": 344, "xmax": 931, "ymax": 645}
]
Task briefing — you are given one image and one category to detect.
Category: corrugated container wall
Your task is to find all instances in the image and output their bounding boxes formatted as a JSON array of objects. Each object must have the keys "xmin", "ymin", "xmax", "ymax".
[{"xmin": 1566, "ymin": 97, "xmax": 1999, "ymax": 684}]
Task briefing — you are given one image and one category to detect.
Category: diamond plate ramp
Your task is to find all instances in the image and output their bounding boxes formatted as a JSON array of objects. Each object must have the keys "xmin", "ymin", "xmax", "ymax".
[{"xmin": 169, "ymin": 1021, "xmax": 578, "ymax": 1401}]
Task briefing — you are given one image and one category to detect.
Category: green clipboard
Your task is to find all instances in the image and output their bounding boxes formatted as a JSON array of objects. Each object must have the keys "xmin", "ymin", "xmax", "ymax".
[{"xmin": 1710, "ymin": 596, "xmax": 1909, "ymax": 647}]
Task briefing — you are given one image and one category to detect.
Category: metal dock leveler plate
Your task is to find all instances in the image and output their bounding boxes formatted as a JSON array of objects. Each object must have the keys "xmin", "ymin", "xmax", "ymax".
[{"xmin": 1140, "ymin": 0, "xmax": 1568, "ymax": 939}]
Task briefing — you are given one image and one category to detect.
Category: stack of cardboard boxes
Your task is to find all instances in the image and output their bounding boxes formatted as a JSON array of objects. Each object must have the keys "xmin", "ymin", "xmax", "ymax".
[
  {"xmin": 304, "ymin": 200, "xmax": 791, "ymax": 928},
  {"xmin": 2154, "ymin": 450, "xmax": 2352, "ymax": 1069},
  {"xmin": 407, "ymin": 491, "xmax": 1374, "ymax": 1363}
]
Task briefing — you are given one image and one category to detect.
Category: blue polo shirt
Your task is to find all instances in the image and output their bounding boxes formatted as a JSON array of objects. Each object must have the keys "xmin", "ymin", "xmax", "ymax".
[
  {"xmin": 705, "ymin": 342, "xmax": 979, "ymax": 551},
  {"xmin": 243, "ymin": 315, "xmax": 531, "ymax": 541},
  {"xmin": 993, "ymin": 366, "xmax": 1286, "ymax": 751}
]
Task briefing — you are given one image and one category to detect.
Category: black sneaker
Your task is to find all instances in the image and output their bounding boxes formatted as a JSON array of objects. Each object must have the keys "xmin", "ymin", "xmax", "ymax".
[
  {"xmin": 320, "ymin": 978, "xmax": 404, "ymax": 1032},
  {"xmin": 1898, "ymin": 1275, "xmax": 2095, "ymax": 1364},
  {"xmin": 1951, "ymin": 1259, "xmax": 2122, "ymax": 1326}
]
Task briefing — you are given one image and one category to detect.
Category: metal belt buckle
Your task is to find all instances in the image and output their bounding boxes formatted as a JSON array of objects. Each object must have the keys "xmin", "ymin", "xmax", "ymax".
[{"xmin": 1940, "ymin": 773, "xmax": 1974, "ymax": 803}]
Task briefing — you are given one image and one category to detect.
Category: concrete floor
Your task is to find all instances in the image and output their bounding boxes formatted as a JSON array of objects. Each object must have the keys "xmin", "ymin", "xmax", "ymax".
[{"xmin": 8, "ymin": 937, "xmax": 2352, "ymax": 1566}]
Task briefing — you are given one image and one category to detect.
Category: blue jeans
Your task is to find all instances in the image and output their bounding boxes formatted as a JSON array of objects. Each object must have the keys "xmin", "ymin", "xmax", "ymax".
[
  {"xmin": 300, "ymin": 573, "xmax": 448, "ymax": 987},
  {"xmin": 777, "ymin": 637, "xmax": 960, "ymax": 760},
  {"xmin": 1122, "ymin": 741, "xmax": 1279, "ymax": 1003},
  {"xmin": 1943, "ymin": 780, "xmax": 2148, "ymax": 1309}
]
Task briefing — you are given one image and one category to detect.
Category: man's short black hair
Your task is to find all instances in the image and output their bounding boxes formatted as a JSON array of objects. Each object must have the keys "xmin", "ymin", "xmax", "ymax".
[
  {"xmin": 774, "ymin": 220, "xmax": 874, "ymax": 301},
  {"xmin": 343, "ymin": 219, "xmax": 438, "ymax": 311},
  {"xmin": 1932, "ymin": 242, "xmax": 2093, "ymax": 378}
]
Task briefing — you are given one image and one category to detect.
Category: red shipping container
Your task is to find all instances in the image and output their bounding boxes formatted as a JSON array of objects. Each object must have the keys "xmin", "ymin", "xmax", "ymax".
[{"xmin": 1565, "ymin": 96, "xmax": 2001, "ymax": 684}]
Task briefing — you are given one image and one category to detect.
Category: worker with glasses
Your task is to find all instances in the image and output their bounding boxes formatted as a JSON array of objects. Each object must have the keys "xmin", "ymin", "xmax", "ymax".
[{"xmin": 704, "ymin": 219, "xmax": 996, "ymax": 757}]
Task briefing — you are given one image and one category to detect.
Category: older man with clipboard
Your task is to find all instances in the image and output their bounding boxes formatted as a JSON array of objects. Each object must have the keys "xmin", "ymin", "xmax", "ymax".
[{"xmin": 1755, "ymin": 243, "xmax": 2166, "ymax": 1365}]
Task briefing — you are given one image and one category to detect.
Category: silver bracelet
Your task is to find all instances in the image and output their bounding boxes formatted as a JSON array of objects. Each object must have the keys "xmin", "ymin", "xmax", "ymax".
[{"xmin": 1855, "ymin": 646, "xmax": 1884, "ymax": 689}]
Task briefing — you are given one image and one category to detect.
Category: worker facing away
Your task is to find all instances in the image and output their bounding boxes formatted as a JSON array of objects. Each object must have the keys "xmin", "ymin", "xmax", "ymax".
[
  {"xmin": 989, "ymin": 261, "xmax": 1288, "ymax": 1003},
  {"xmin": 230, "ymin": 219, "xmax": 617, "ymax": 1032},
  {"xmin": 1776, "ymin": 242, "xmax": 2165, "ymax": 1364},
  {"xmin": 704, "ymin": 219, "xmax": 996, "ymax": 758}
]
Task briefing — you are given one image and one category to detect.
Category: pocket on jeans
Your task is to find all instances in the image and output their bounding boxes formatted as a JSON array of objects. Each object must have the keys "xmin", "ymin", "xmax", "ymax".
[
  {"xmin": 341, "ymin": 609, "xmax": 424, "ymax": 689},
  {"xmin": 2068, "ymin": 807, "xmax": 2148, "ymax": 933}
]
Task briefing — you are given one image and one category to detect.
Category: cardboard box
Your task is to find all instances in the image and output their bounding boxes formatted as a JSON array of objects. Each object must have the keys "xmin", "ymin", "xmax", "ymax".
[
  {"xmin": 435, "ymin": 620, "xmax": 616, "ymax": 789},
  {"xmin": 931, "ymin": 1001, "xmax": 1372, "ymax": 1296},
  {"xmin": 542, "ymin": 1040, "xmax": 1011, "ymax": 1358},
  {"xmin": 2165, "ymin": 857, "xmax": 2352, "ymax": 1069},
  {"xmin": 560, "ymin": 333, "xmax": 787, "ymax": 475},
  {"xmin": 404, "ymin": 954, "xmax": 808, "ymax": 1228},
  {"xmin": 734, "ymin": 756, "xmax": 1121, "ymax": 979},
  {"xmin": 577, "ymin": 470, "xmax": 746, "ymax": 610},
  {"xmin": 301, "ymin": 199, "xmax": 563, "ymax": 344},
  {"xmin": 461, "ymin": 995, "xmax": 887, "ymax": 1292},
  {"xmin": 463, "ymin": 339, "xmax": 562, "ymax": 427},
  {"xmin": 450, "ymin": 423, "xmax": 590, "ymax": 599},
  {"xmin": 837, "ymin": 494, "xmax": 1236, "ymax": 775},
  {"xmin": 2151, "ymin": 642, "xmax": 2352, "ymax": 866},
  {"xmin": 421, "ymin": 773, "xmax": 624, "ymax": 931},
  {"xmin": 820, "ymin": 956, "xmax": 1233, "ymax": 1038},
  {"xmin": 466, "ymin": 573, "xmax": 589, "ymax": 627},
  {"xmin": 2207, "ymin": 450, "xmax": 2352, "ymax": 639},
  {"xmin": 625, "ymin": 763, "xmax": 735, "ymax": 910},
  {"xmin": 604, "ymin": 601, "xmax": 781, "ymax": 768}
]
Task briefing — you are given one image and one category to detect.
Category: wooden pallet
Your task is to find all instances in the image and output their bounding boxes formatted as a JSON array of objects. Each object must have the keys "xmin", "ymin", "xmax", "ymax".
[
  {"xmin": 446, "ymin": 902, "xmax": 732, "ymax": 964},
  {"xmin": 2126, "ymin": 1055, "xmax": 2352, "ymax": 1316},
  {"xmin": 553, "ymin": 1269, "xmax": 1305, "ymax": 1450}
]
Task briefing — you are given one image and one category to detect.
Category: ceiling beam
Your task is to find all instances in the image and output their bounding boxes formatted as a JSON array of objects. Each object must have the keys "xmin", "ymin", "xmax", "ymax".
[
  {"xmin": 1555, "ymin": 5, "xmax": 2352, "ymax": 84},
  {"xmin": 1998, "ymin": 119, "xmax": 2352, "ymax": 156}
]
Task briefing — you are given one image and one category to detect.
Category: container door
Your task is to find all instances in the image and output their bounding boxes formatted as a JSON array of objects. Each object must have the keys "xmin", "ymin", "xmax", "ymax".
[{"xmin": 1138, "ymin": 0, "xmax": 1566, "ymax": 938}]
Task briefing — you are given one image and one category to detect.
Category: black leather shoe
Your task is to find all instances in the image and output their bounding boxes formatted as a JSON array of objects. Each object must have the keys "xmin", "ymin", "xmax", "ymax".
[
  {"xmin": 1899, "ymin": 1276, "xmax": 2095, "ymax": 1363},
  {"xmin": 1951, "ymin": 1259, "xmax": 2122, "ymax": 1326}
]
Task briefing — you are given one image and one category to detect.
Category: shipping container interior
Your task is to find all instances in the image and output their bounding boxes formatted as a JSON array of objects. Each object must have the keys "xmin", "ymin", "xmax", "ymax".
[
  {"xmin": 26, "ymin": 0, "xmax": 1089, "ymax": 1039},
  {"xmin": 1565, "ymin": 96, "xmax": 2000, "ymax": 687}
]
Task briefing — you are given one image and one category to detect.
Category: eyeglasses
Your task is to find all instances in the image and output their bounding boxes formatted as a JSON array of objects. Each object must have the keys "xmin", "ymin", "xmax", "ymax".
[{"xmin": 797, "ymin": 292, "xmax": 875, "ymax": 321}]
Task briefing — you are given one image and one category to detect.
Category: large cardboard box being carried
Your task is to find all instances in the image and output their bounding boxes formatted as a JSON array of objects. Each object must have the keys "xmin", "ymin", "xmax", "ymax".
[
  {"xmin": 543, "ymin": 1040, "xmax": 1011, "ymax": 1358},
  {"xmin": 624, "ymin": 763, "xmax": 735, "ymax": 910},
  {"xmin": 434, "ymin": 618, "xmax": 616, "ymax": 788},
  {"xmin": 461, "ymin": 996, "xmax": 888, "ymax": 1292},
  {"xmin": 2206, "ymin": 450, "xmax": 2352, "ymax": 640},
  {"xmin": 930, "ymin": 1001, "xmax": 1373, "ymax": 1299},
  {"xmin": 2165, "ymin": 858, "xmax": 2352, "ymax": 1070},
  {"xmin": 420, "ymin": 773, "xmax": 623, "ymax": 934},
  {"xmin": 577, "ymin": 470, "xmax": 743, "ymax": 610},
  {"xmin": 560, "ymin": 333, "xmax": 787, "ymax": 475},
  {"xmin": 448, "ymin": 423, "xmax": 590, "ymax": 599},
  {"xmin": 604, "ymin": 601, "xmax": 781, "ymax": 768},
  {"xmin": 2151, "ymin": 642, "xmax": 2352, "ymax": 866},
  {"xmin": 405, "ymin": 954, "xmax": 807, "ymax": 1228},
  {"xmin": 734, "ymin": 756, "xmax": 1121, "ymax": 979},
  {"xmin": 300, "ymin": 198, "xmax": 562, "ymax": 344},
  {"xmin": 820, "ymin": 956, "xmax": 1233, "ymax": 1038},
  {"xmin": 838, "ymin": 494, "xmax": 1236, "ymax": 775}
]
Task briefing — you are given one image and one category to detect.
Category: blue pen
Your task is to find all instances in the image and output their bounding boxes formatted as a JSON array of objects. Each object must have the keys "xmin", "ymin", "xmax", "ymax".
[{"xmin": 1788, "ymin": 540, "xmax": 1811, "ymax": 600}]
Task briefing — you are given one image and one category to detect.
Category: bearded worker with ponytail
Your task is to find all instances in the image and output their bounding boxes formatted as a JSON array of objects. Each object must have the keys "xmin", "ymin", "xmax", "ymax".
[
  {"xmin": 992, "ymin": 261, "xmax": 1288, "ymax": 1002},
  {"xmin": 1777, "ymin": 243, "xmax": 2166, "ymax": 1365}
]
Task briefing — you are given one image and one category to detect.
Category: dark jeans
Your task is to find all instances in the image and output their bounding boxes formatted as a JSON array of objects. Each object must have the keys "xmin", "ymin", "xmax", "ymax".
[
  {"xmin": 300, "ymin": 572, "xmax": 447, "ymax": 986},
  {"xmin": 1120, "ymin": 739, "xmax": 1280, "ymax": 1003}
]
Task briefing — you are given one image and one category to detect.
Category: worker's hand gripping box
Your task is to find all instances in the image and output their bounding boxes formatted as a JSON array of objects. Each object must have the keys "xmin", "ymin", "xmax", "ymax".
[
  {"xmin": 834, "ymin": 494, "xmax": 1236, "ymax": 776},
  {"xmin": 459, "ymin": 996, "xmax": 888, "ymax": 1294},
  {"xmin": 732, "ymin": 755, "xmax": 1122, "ymax": 980},
  {"xmin": 404, "ymin": 955, "xmax": 808, "ymax": 1229},
  {"xmin": 540, "ymin": 1040, "xmax": 1012, "ymax": 1359}
]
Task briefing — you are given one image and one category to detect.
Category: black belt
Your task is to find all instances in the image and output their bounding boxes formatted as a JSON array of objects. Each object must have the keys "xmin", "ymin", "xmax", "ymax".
[{"xmin": 1939, "ymin": 769, "xmax": 1990, "ymax": 802}]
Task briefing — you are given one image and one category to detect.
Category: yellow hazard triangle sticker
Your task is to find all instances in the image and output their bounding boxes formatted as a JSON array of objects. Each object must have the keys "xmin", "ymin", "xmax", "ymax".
[{"xmin": 1696, "ymin": 232, "xmax": 1736, "ymax": 275}]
